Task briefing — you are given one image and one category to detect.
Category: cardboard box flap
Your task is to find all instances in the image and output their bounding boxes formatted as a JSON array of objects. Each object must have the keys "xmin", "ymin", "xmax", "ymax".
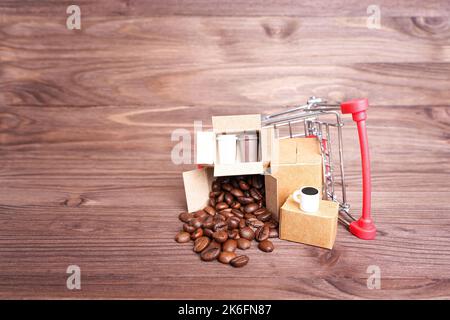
[
  {"xmin": 273, "ymin": 137, "xmax": 322, "ymax": 165},
  {"xmin": 260, "ymin": 126, "xmax": 274, "ymax": 164},
  {"xmin": 296, "ymin": 137, "xmax": 322, "ymax": 164},
  {"xmin": 196, "ymin": 131, "xmax": 215, "ymax": 164},
  {"xmin": 274, "ymin": 138, "xmax": 297, "ymax": 164},
  {"xmin": 264, "ymin": 174, "xmax": 279, "ymax": 221},
  {"xmin": 182, "ymin": 167, "xmax": 212, "ymax": 212},
  {"xmin": 212, "ymin": 114, "xmax": 261, "ymax": 133}
]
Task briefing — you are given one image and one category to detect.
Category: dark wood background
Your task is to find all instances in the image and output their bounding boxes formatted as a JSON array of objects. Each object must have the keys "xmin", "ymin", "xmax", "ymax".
[{"xmin": 1, "ymin": 0, "xmax": 449, "ymax": 299}]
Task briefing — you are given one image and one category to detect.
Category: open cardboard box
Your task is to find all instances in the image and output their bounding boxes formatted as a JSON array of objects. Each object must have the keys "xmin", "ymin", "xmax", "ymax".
[
  {"xmin": 184, "ymin": 135, "xmax": 322, "ymax": 218},
  {"xmin": 195, "ymin": 114, "xmax": 274, "ymax": 177}
]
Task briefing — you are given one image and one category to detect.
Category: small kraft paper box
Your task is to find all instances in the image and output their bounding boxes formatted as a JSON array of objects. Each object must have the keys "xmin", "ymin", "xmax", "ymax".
[
  {"xmin": 265, "ymin": 137, "xmax": 323, "ymax": 221},
  {"xmin": 195, "ymin": 114, "xmax": 274, "ymax": 177},
  {"xmin": 280, "ymin": 196, "xmax": 339, "ymax": 249}
]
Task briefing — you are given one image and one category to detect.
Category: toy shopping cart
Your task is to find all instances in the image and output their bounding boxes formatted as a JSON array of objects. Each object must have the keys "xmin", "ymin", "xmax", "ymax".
[{"xmin": 262, "ymin": 97, "xmax": 376, "ymax": 240}]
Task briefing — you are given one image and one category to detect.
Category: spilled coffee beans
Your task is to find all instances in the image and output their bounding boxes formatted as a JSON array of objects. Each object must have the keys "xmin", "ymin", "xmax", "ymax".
[{"xmin": 175, "ymin": 175, "xmax": 278, "ymax": 267}]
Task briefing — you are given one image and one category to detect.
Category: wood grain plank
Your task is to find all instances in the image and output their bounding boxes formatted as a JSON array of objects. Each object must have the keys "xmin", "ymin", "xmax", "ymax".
[
  {"xmin": 0, "ymin": 0, "xmax": 449, "ymax": 17},
  {"xmin": 1, "ymin": 0, "xmax": 450, "ymax": 300},
  {"xmin": 1, "ymin": 102, "xmax": 450, "ymax": 300},
  {"xmin": 1, "ymin": 105, "xmax": 449, "ymax": 169},
  {"xmin": 1, "ymin": 16, "xmax": 450, "ymax": 106},
  {"xmin": 2, "ymin": 16, "xmax": 450, "ymax": 64}
]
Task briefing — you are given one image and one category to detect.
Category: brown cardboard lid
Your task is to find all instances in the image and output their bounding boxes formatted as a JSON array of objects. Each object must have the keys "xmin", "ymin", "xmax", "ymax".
[
  {"xmin": 296, "ymin": 137, "xmax": 322, "ymax": 164},
  {"xmin": 182, "ymin": 167, "xmax": 213, "ymax": 212},
  {"xmin": 281, "ymin": 196, "xmax": 339, "ymax": 218},
  {"xmin": 212, "ymin": 114, "xmax": 261, "ymax": 133},
  {"xmin": 273, "ymin": 137, "xmax": 322, "ymax": 165}
]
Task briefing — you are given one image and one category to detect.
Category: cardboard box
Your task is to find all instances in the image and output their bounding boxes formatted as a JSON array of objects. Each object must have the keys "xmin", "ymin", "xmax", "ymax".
[
  {"xmin": 280, "ymin": 196, "xmax": 339, "ymax": 249},
  {"xmin": 196, "ymin": 114, "xmax": 273, "ymax": 177},
  {"xmin": 265, "ymin": 137, "xmax": 323, "ymax": 221}
]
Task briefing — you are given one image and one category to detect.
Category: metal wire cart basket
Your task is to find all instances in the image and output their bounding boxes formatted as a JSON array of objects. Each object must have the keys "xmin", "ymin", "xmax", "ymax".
[{"xmin": 262, "ymin": 97, "xmax": 376, "ymax": 240}]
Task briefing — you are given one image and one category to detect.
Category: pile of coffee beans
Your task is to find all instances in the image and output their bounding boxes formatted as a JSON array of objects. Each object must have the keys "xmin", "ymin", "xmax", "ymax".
[{"xmin": 175, "ymin": 175, "xmax": 278, "ymax": 267}]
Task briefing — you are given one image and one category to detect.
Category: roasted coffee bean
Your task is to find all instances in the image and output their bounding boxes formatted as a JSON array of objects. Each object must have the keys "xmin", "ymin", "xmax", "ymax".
[
  {"xmin": 255, "ymin": 226, "xmax": 270, "ymax": 242},
  {"xmin": 175, "ymin": 231, "xmax": 191, "ymax": 243},
  {"xmin": 215, "ymin": 202, "xmax": 229, "ymax": 211},
  {"xmin": 244, "ymin": 213, "xmax": 256, "ymax": 220},
  {"xmin": 263, "ymin": 221, "xmax": 274, "ymax": 228},
  {"xmin": 231, "ymin": 209, "xmax": 244, "ymax": 219},
  {"xmin": 237, "ymin": 196, "xmax": 254, "ymax": 205},
  {"xmin": 183, "ymin": 223, "xmax": 196, "ymax": 233},
  {"xmin": 258, "ymin": 239, "xmax": 274, "ymax": 252},
  {"xmin": 213, "ymin": 221, "xmax": 227, "ymax": 231},
  {"xmin": 203, "ymin": 216, "xmax": 215, "ymax": 229},
  {"xmin": 246, "ymin": 218, "xmax": 265, "ymax": 229},
  {"xmin": 239, "ymin": 218, "xmax": 246, "ymax": 229},
  {"xmin": 217, "ymin": 192, "xmax": 225, "ymax": 203},
  {"xmin": 212, "ymin": 181, "xmax": 221, "ymax": 192},
  {"xmin": 244, "ymin": 203, "xmax": 259, "ymax": 213},
  {"xmin": 219, "ymin": 210, "xmax": 234, "ymax": 220},
  {"xmin": 204, "ymin": 206, "xmax": 216, "ymax": 216},
  {"xmin": 203, "ymin": 228, "xmax": 214, "ymax": 238},
  {"xmin": 230, "ymin": 188, "xmax": 244, "ymax": 198},
  {"xmin": 250, "ymin": 175, "xmax": 263, "ymax": 189},
  {"xmin": 228, "ymin": 229, "xmax": 240, "ymax": 240},
  {"xmin": 227, "ymin": 217, "xmax": 240, "ymax": 229},
  {"xmin": 240, "ymin": 227, "xmax": 255, "ymax": 241},
  {"xmin": 230, "ymin": 201, "xmax": 241, "ymax": 209},
  {"xmin": 194, "ymin": 210, "xmax": 208, "ymax": 219},
  {"xmin": 193, "ymin": 236, "xmax": 210, "ymax": 253},
  {"xmin": 269, "ymin": 228, "xmax": 279, "ymax": 238},
  {"xmin": 210, "ymin": 191, "xmax": 221, "ymax": 197},
  {"xmin": 218, "ymin": 177, "xmax": 230, "ymax": 184},
  {"xmin": 253, "ymin": 208, "xmax": 267, "ymax": 216},
  {"xmin": 190, "ymin": 217, "xmax": 203, "ymax": 229},
  {"xmin": 231, "ymin": 179, "xmax": 240, "ymax": 189},
  {"xmin": 250, "ymin": 188, "xmax": 263, "ymax": 201},
  {"xmin": 266, "ymin": 220, "xmax": 279, "ymax": 228},
  {"xmin": 257, "ymin": 200, "xmax": 263, "ymax": 208},
  {"xmin": 221, "ymin": 183, "xmax": 233, "ymax": 192},
  {"xmin": 179, "ymin": 212, "xmax": 193, "ymax": 223},
  {"xmin": 212, "ymin": 230, "xmax": 228, "ymax": 243},
  {"xmin": 224, "ymin": 193, "xmax": 234, "ymax": 205},
  {"xmin": 200, "ymin": 242, "xmax": 221, "ymax": 261},
  {"xmin": 191, "ymin": 228, "xmax": 204, "ymax": 240},
  {"xmin": 218, "ymin": 251, "xmax": 237, "ymax": 264},
  {"xmin": 238, "ymin": 180, "xmax": 250, "ymax": 191},
  {"xmin": 230, "ymin": 255, "xmax": 249, "ymax": 268},
  {"xmin": 222, "ymin": 239, "xmax": 237, "ymax": 252},
  {"xmin": 214, "ymin": 215, "xmax": 226, "ymax": 223},
  {"xmin": 209, "ymin": 198, "xmax": 216, "ymax": 207},
  {"xmin": 237, "ymin": 238, "xmax": 251, "ymax": 250},
  {"xmin": 257, "ymin": 212, "xmax": 272, "ymax": 222}
]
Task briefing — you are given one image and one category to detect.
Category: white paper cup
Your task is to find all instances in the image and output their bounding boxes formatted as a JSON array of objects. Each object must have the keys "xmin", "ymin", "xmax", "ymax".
[
  {"xmin": 293, "ymin": 186, "xmax": 320, "ymax": 213},
  {"xmin": 238, "ymin": 132, "xmax": 258, "ymax": 162},
  {"xmin": 217, "ymin": 134, "xmax": 237, "ymax": 164}
]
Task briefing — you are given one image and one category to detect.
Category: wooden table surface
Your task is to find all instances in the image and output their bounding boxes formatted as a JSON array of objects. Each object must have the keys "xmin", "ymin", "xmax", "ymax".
[{"xmin": 1, "ymin": 1, "xmax": 450, "ymax": 299}]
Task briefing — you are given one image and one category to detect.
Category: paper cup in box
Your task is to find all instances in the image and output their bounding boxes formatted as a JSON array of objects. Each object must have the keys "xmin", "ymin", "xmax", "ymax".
[{"xmin": 217, "ymin": 134, "xmax": 237, "ymax": 164}]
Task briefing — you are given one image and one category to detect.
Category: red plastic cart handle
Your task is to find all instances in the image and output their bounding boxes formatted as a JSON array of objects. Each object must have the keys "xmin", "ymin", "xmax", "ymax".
[{"xmin": 341, "ymin": 98, "xmax": 376, "ymax": 240}]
